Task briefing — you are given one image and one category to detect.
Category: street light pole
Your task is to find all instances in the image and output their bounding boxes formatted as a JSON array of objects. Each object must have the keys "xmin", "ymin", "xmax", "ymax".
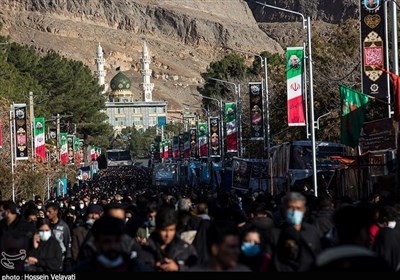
[
  {"xmin": 254, "ymin": 1, "xmax": 318, "ymax": 197},
  {"xmin": 29, "ymin": 91, "xmax": 35, "ymax": 162},
  {"xmin": 9, "ymin": 107, "xmax": 15, "ymax": 201}
]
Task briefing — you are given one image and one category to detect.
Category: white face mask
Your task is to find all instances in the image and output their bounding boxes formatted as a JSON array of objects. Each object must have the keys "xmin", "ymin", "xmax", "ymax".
[
  {"xmin": 37, "ymin": 205, "xmax": 42, "ymax": 210},
  {"xmin": 38, "ymin": 231, "xmax": 51, "ymax": 241},
  {"xmin": 79, "ymin": 204, "xmax": 85, "ymax": 209},
  {"xmin": 388, "ymin": 221, "xmax": 397, "ymax": 229},
  {"xmin": 70, "ymin": 206, "xmax": 76, "ymax": 210},
  {"xmin": 86, "ymin": 218, "xmax": 95, "ymax": 226}
]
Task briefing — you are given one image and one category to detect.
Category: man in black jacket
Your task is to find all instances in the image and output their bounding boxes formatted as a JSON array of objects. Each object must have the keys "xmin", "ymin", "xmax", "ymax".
[
  {"xmin": 0, "ymin": 200, "xmax": 35, "ymax": 252},
  {"xmin": 141, "ymin": 206, "xmax": 198, "ymax": 271},
  {"xmin": 72, "ymin": 216, "xmax": 152, "ymax": 272}
]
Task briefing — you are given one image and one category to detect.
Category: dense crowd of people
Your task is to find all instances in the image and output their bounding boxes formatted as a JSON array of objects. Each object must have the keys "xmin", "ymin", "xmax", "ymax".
[{"xmin": 1, "ymin": 165, "xmax": 400, "ymax": 272}]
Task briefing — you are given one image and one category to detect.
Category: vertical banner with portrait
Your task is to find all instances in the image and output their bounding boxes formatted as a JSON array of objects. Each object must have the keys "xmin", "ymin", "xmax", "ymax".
[
  {"xmin": 47, "ymin": 128, "xmax": 57, "ymax": 162},
  {"xmin": 198, "ymin": 122, "xmax": 208, "ymax": 158},
  {"xmin": 249, "ymin": 82, "xmax": 264, "ymax": 140},
  {"xmin": 190, "ymin": 128, "xmax": 198, "ymax": 158},
  {"xmin": 34, "ymin": 117, "xmax": 46, "ymax": 162},
  {"xmin": 73, "ymin": 137, "xmax": 81, "ymax": 167},
  {"xmin": 164, "ymin": 140, "xmax": 169, "ymax": 159},
  {"xmin": 159, "ymin": 141, "xmax": 164, "ymax": 159},
  {"xmin": 59, "ymin": 132, "xmax": 68, "ymax": 165},
  {"xmin": 360, "ymin": 0, "xmax": 389, "ymax": 100},
  {"xmin": 173, "ymin": 136, "xmax": 179, "ymax": 158},
  {"xmin": 225, "ymin": 102, "xmax": 237, "ymax": 153},
  {"xmin": 168, "ymin": 140, "xmax": 173, "ymax": 158},
  {"xmin": 79, "ymin": 139, "xmax": 85, "ymax": 165},
  {"xmin": 179, "ymin": 133, "xmax": 184, "ymax": 159},
  {"xmin": 286, "ymin": 47, "xmax": 305, "ymax": 126},
  {"xmin": 183, "ymin": 131, "xmax": 190, "ymax": 159},
  {"xmin": 209, "ymin": 117, "xmax": 221, "ymax": 157},
  {"xmin": 232, "ymin": 157, "xmax": 251, "ymax": 190},
  {"xmin": 67, "ymin": 135, "xmax": 74, "ymax": 165},
  {"xmin": 14, "ymin": 104, "xmax": 28, "ymax": 160}
]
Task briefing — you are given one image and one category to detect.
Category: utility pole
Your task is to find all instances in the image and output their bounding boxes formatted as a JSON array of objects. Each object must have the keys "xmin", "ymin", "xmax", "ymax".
[
  {"xmin": 29, "ymin": 91, "xmax": 35, "ymax": 162},
  {"xmin": 9, "ymin": 107, "xmax": 15, "ymax": 201}
]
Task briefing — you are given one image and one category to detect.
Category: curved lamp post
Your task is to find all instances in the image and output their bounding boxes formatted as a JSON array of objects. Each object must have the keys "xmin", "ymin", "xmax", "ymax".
[{"xmin": 253, "ymin": 1, "xmax": 318, "ymax": 197}]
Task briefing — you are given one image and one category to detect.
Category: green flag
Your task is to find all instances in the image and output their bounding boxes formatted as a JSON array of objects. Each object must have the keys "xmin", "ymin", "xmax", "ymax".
[{"xmin": 340, "ymin": 85, "xmax": 369, "ymax": 148}]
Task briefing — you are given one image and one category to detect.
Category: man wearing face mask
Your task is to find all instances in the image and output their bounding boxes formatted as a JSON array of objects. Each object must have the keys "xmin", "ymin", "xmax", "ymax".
[
  {"xmin": 71, "ymin": 216, "xmax": 152, "ymax": 272},
  {"xmin": 268, "ymin": 192, "xmax": 321, "ymax": 272},
  {"xmin": 71, "ymin": 204, "xmax": 103, "ymax": 263}
]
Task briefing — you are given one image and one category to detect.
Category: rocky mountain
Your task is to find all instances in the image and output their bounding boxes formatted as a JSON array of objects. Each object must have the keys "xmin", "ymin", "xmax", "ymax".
[
  {"xmin": 248, "ymin": 0, "xmax": 358, "ymax": 23},
  {"xmin": 0, "ymin": 0, "xmax": 357, "ymax": 110}
]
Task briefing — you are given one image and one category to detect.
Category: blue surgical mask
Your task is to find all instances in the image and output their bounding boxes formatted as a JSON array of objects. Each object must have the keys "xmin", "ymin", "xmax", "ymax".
[
  {"xmin": 241, "ymin": 242, "xmax": 261, "ymax": 257},
  {"xmin": 286, "ymin": 210, "xmax": 304, "ymax": 225},
  {"xmin": 144, "ymin": 218, "xmax": 155, "ymax": 228}
]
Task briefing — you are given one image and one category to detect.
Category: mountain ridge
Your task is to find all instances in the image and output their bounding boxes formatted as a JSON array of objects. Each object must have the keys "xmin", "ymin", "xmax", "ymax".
[{"xmin": 0, "ymin": 0, "xmax": 356, "ymax": 109}]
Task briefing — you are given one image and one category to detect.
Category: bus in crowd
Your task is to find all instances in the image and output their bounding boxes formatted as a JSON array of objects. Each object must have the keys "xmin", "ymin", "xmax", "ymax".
[{"xmin": 105, "ymin": 149, "xmax": 133, "ymax": 167}]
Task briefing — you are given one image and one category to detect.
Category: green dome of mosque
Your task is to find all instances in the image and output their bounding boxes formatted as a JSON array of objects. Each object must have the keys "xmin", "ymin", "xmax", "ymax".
[{"xmin": 110, "ymin": 71, "xmax": 131, "ymax": 91}]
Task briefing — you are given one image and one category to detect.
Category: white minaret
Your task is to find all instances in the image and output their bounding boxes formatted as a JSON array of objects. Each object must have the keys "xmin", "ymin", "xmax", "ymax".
[
  {"xmin": 95, "ymin": 42, "xmax": 107, "ymax": 93},
  {"xmin": 140, "ymin": 41, "xmax": 154, "ymax": 102}
]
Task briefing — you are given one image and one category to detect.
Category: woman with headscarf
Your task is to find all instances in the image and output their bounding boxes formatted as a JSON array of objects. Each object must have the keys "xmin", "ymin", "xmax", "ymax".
[{"xmin": 25, "ymin": 218, "xmax": 63, "ymax": 272}]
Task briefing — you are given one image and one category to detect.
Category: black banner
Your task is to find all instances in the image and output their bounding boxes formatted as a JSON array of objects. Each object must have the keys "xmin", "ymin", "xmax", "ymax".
[
  {"xmin": 360, "ymin": 0, "xmax": 389, "ymax": 100},
  {"xmin": 359, "ymin": 118, "xmax": 395, "ymax": 152},
  {"xmin": 179, "ymin": 133, "xmax": 184, "ymax": 159},
  {"xmin": 190, "ymin": 128, "xmax": 198, "ymax": 158},
  {"xmin": 209, "ymin": 117, "xmax": 221, "ymax": 157},
  {"xmin": 68, "ymin": 134, "xmax": 74, "ymax": 165},
  {"xmin": 14, "ymin": 104, "xmax": 28, "ymax": 160},
  {"xmin": 249, "ymin": 82, "xmax": 264, "ymax": 140}
]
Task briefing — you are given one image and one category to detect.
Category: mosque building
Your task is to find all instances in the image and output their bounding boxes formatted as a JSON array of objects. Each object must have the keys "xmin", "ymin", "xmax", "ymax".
[{"xmin": 96, "ymin": 41, "xmax": 167, "ymax": 133}]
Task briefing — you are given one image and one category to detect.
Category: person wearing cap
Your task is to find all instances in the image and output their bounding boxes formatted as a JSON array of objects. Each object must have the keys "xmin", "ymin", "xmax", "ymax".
[{"xmin": 71, "ymin": 204, "xmax": 103, "ymax": 263}]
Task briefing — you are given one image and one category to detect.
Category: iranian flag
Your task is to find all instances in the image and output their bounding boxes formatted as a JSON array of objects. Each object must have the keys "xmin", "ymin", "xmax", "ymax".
[
  {"xmin": 287, "ymin": 47, "xmax": 305, "ymax": 126},
  {"xmin": 59, "ymin": 132, "xmax": 68, "ymax": 165},
  {"xmin": 165, "ymin": 140, "xmax": 170, "ymax": 158},
  {"xmin": 198, "ymin": 123, "xmax": 208, "ymax": 157},
  {"xmin": 159, "ymin": 142, "xmax": 164, "ymax": 159},
  {"xmin": 34, "ymin": 117, "xmax": 46, "ymax": 162},
  {"xmin": 225, "ymin": 103, "xmax": 237, "ymax": 153},
  {"xmin": 90, "ymin": 145, "xmax": 96, "ymax": 161}
]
